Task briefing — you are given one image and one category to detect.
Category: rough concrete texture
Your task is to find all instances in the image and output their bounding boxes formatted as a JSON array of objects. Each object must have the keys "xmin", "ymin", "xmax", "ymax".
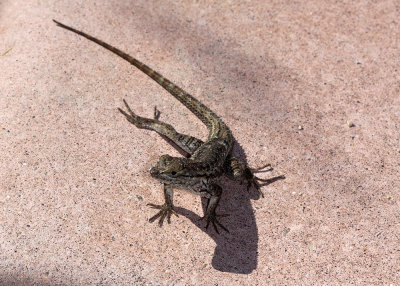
[{"xmin": 1, "ymin": 0, "xmax": 399, "ymax": 285}]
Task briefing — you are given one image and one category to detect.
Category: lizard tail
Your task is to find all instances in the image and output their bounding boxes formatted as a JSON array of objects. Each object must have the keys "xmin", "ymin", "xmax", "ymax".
[{"xmin": 53, "ymin": 20, "xmax": 224, "ymax": 134}]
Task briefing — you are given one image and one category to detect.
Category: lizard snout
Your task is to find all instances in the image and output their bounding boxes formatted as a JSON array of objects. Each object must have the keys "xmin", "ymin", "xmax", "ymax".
[{"xmin": 149, "ymin": 167, "xmax": 159, "ymax": 176}]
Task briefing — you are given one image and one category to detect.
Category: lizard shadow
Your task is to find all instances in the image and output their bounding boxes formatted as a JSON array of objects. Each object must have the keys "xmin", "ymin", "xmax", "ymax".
[
  {"xmin": 175, "ymin": 181, "xmax": 259, "ymax": 274},
  {"xmin": 175, "ymin": 174, "xmax": 283, "ymax": 274}
]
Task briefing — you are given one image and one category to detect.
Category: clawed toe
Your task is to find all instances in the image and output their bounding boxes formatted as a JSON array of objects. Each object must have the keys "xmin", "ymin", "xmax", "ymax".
[
  {"xmin": 147, "ymin": 203, "xmax": 178, "ymax": 227},
  {"xmin": 153, "ymin": 106, "xmax": 160, "ymax": 120},
  {"xmin": 250, "ymin": 162, "xmax": 272, "ymax": 172},
  {"xmin": 201, "ymin": 213, "xmax": 230, "ymax": 234},
  {"xmin": 256, "ymin": 174, "xmax": 286, "ymax": 183},
  {"xmin": 147, "ymin": 203, "xmax": 163, "ymax": 209}
]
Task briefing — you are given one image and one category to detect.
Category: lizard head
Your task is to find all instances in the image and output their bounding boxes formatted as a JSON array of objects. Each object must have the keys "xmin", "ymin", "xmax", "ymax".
[{"xmin": 149, "ymin": 155, "xmax": 189, "ymax": 184}]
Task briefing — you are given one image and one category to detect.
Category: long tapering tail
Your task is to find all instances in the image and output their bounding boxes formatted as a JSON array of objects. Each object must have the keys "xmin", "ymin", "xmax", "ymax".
[{"xmin": 53, "ymin": 20, "xmax": 225, "ymax": 135}]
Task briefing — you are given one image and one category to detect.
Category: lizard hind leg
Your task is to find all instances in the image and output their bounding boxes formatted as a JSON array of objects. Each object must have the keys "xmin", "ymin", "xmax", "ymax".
[
  {"xmin": 118, "ymin": 99, "xmax": 204, "ymax": 155},
  {"xmin": 227, "ymin": 157, "xmax": 285, "ymax": 198}
]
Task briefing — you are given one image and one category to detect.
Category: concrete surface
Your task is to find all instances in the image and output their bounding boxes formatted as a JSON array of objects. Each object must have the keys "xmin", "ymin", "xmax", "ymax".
[{"xmin": 1, "ymin": 0, "xmax": 399, "ymax": 285}]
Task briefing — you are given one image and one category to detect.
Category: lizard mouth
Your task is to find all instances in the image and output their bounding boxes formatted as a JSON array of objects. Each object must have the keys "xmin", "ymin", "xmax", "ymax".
[{"xmin": 149, "ymin": 168, "xmax": 172, "ymax": 183}]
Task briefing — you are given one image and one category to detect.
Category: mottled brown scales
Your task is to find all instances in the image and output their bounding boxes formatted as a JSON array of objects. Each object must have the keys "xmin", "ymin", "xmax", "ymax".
[{"xmin": 54, "ymin": 20, "xmax": 284, "ymax": 234}]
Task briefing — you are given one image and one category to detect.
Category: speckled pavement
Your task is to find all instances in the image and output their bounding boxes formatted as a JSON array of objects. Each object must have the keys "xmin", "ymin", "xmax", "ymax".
[{"xmin": 1, "ymin": 1, "xmax": 399, "ymax": 285}]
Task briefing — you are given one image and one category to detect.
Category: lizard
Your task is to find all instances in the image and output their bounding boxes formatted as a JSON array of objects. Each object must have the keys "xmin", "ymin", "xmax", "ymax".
[{"xmin": 53, "ymin": 19, "xmax": 284, "ymax": 234}]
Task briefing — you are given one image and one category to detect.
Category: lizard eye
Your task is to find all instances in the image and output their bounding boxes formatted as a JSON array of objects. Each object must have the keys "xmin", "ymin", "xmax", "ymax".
[{"xmin": 171, "ymin": 171, "xmax": 177, "ymax": 176}]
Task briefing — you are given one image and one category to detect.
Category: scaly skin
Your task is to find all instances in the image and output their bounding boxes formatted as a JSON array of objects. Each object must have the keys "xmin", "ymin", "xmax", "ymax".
[{"xmin": 54, "ymin": 20, "xmax": 284, "ymax": 234}]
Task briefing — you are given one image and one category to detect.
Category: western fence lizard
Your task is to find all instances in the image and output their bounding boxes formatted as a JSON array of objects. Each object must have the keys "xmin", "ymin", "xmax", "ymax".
[{"xmin": 54, "ymin": 20, "xmax": 284, "ymax": 234}]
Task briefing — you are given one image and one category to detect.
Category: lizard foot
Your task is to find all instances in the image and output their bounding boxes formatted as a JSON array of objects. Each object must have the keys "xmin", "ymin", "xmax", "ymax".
[
  {"xmin": 246, "ymin": 163, "xmax": 285, "ymax": 198},
  {"xmin": 147, "ymin": 203, "xmax": 178, "ymax": 227},
  {"xmin": 201, "ymin": 212, "xmax": 230, "ymax": 234}
]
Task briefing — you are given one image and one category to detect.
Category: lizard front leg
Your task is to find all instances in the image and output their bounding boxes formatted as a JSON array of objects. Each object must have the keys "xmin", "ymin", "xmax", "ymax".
[
  {"xmin": 200, "ymin": 184, "xmax": 229, "ymax": 234},
  {"xmin": 147, "ymin": 184, "xmax": 178, "ymax": 227},
  {"xmin": 118, "ymin": 99, "xmax": 203, "ymax": 155},
  {"xmin": 225, "ymin": 156, "xmax": 285, "ymax": 197}
]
